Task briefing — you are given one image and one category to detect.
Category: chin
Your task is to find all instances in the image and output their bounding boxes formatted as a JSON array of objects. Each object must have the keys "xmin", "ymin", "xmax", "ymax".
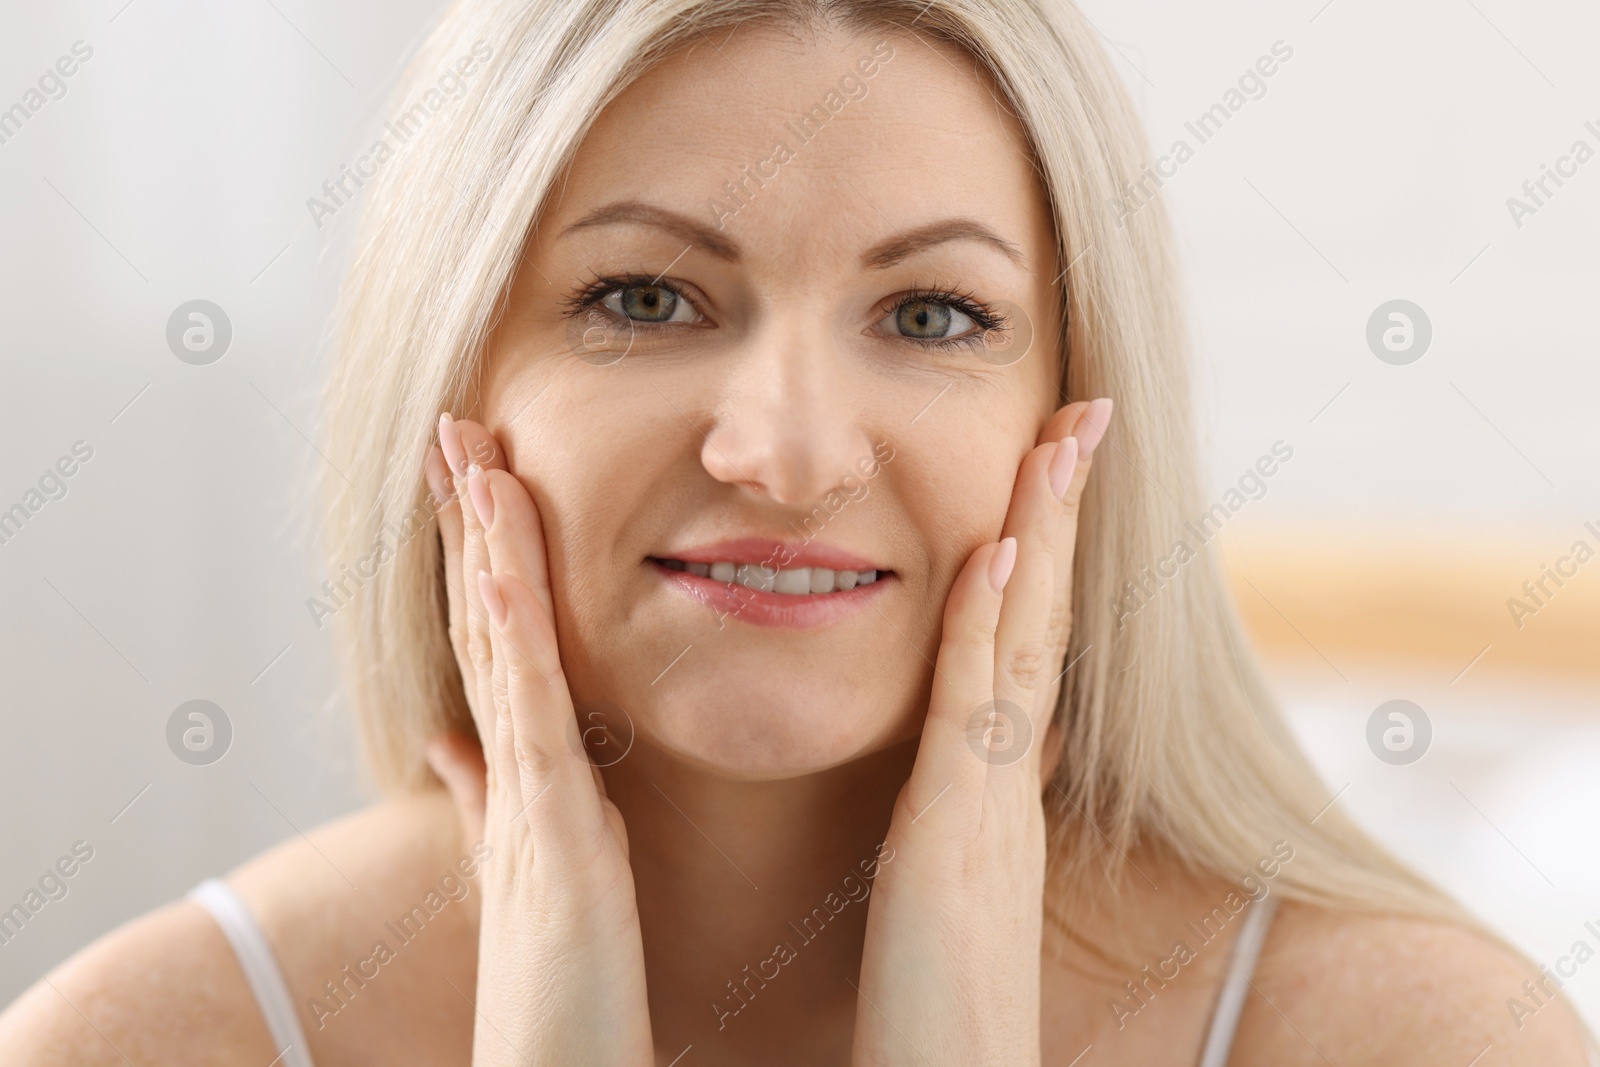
[{"xmin": 621, "ymin": 673, "xmax": 919, "ymax": 781}]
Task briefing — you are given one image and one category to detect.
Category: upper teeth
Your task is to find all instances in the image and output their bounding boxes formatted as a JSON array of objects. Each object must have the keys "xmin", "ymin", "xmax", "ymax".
[{"xmin": 668, "ymin": 560, "xmax": 882, "ymax": 594}]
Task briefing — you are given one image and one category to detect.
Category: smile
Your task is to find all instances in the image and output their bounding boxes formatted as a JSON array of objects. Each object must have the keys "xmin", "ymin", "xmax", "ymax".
[
  {"xmin": 651, "ymin": 558, "xmax": 888, "ymax": 595},
  {"xmin": 645, "ymin": 538, "xmax": 895, "ymax": 629}
]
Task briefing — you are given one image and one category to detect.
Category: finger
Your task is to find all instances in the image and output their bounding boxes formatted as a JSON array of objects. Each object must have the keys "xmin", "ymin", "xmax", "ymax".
[
  {"xmin": 425, "ymin": 732, "xmax": 487, "ymax": 846},
  {"xmin": 428, "ymin": 445, "xmax": 475, "ymax": 720},
  {"xmin": 457, "ymin": 421, "xmax": 517, "ymax": 788},
  {"xmin": 991, "ymin": 436, "xmax": 1072, "ymax": 782},
  {"xmin": 1040, "ymin": 398, "xmax": 1113, "ymax": 699},
  {"xmin": 1033, "ymin": 398, "xmax": 1092, "ymax": 450},
  {"xmin": 481, "ymin": 569, "xmax": 611, "ymax": 855},
  {"xmin": 479, "ymin": 466, "xmax": 556, "ymax": 619},
  {"xmin": 1016, "ymin": 399, "xmax": 1113, "ymax": 711},
  {"xmin": 478, "ymin": 467, "xmax": 574, "ymax": 769},
  {"xmin": 902, "ymin": 538, "xmax": 1015, "ymax": 834},
  {"xmin": 441, "ymin": 415, "xmax": 508, "ymax": 759}
]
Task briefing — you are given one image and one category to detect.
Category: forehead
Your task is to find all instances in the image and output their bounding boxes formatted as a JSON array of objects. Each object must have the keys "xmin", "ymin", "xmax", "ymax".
[{"xmin": 542, "ymin": 20, "xmax": 1054, "ymax": 274}]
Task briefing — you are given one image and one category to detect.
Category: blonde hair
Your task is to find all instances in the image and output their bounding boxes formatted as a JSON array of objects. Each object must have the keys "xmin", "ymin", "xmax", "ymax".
[{"xmin": 320, "ymin": 0, "xmax": 1462, "ymax": 931}]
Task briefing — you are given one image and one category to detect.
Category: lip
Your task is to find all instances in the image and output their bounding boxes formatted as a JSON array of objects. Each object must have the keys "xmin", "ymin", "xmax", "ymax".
[
  {"xmin": 647, "ymin": 558, "xmax": 895, "ymax": 630},
  {"xmin": 653, "ymin": 537, "xmax": 886, "ymax": 572}
]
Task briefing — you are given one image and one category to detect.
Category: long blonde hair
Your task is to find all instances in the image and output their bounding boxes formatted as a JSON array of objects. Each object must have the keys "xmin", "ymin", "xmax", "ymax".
[{"xmin": 319, "ymin": 0, "xmax": 1461, "ymax": 930}]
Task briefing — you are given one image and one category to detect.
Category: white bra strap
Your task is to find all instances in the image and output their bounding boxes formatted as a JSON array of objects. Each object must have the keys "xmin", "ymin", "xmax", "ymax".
[
  {"xmin": 1196, "ymin": 893, "xmax": 1280, "ymax": 1067},
  {"xmin": 188, "ymin": 878, "xmax": 316, "ymax": 1067}
]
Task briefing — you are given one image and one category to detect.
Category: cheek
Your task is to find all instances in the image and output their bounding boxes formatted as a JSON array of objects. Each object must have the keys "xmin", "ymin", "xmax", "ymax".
[{"xmin": 905, "ymin": 423, "xmax": 1029, "ymax": 558}]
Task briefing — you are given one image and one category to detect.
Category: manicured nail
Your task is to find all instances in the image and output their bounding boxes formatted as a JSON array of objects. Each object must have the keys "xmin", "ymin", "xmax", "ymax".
[
  {"xmin": 988, "ymin": 537, "xmax": 1018, "ymax": 593},
  {"xmin": 478, "ymin": 570, "xmax": 507, "ymax": 627},
  {"xmin": 439, "ymin": 412, "xmax": 467, "ymax": 476},
  {"xmin": 1070, "ymin": 397, "xmax": 1114, "ymax": 459},
  {"xmin": 467, "ymin": 465, "xmax": 494, "ymax": 528},
  {"xmin": 1047, "ymin": 436, "xmax": 1080, "ymax": 501}
]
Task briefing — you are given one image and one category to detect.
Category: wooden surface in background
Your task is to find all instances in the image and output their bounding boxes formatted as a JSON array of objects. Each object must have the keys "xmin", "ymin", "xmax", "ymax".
[{"xmin": 1219, "ymin": 524, "xmax": 1600, "ymax": 681}]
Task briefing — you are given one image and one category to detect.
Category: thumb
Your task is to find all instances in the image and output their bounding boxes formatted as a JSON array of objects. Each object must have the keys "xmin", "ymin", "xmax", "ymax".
[{"xmin": 426, "ymin": 732, "xmax": 487, "ymax": 846}]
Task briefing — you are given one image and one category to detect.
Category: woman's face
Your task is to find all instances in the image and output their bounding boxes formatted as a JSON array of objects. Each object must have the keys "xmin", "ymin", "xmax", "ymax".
[{"xmin": 479, "ymin": 20, "xmax": 1062, "ymax": 779}]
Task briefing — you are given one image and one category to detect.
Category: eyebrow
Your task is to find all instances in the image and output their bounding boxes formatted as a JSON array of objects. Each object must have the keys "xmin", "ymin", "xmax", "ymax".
[
  {"xmin": 861, "ymin": 217, "xmax": 1027, "ymax": 271},
  {"xmin": 558, "ymin": 199, "xmax": 1027, "ymax": 271},
  {"xmin": 560, "ymin": 200, "xmax": 741, "ymax": 262}
]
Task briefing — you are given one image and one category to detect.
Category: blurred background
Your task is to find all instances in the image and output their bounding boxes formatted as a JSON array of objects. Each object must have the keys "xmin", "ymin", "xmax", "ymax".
[{"xmin": 1, "ymin": 0, "xmax": 1596, "ymax": 1033}]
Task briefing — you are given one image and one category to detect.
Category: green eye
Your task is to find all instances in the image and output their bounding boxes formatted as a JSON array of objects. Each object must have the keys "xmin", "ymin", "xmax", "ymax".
[
  {"xmin": 886, "ymin": 297, "xmax": 983, "ymax": 343},
  {"xmin": 896, "ymin": 299, "xmax": 957, "ymax": 338},
  {"xmin": 604, "ymin": 284, "xmax": 697, "ymax": 324}
]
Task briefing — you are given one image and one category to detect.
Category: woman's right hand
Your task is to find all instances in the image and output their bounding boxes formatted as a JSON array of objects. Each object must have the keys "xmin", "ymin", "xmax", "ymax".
[{"xmin": 423, "ymin": 413, "xmax": 655, "ymax": 1067}]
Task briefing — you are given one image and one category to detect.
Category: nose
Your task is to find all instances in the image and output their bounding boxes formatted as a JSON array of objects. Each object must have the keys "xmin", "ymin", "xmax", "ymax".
[{"xmin": 699, "ymin": 313, "xmax": 877, "ymax": 506}]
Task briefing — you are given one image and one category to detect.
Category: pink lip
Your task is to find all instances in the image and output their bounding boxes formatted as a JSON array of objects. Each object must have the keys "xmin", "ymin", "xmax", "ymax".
[
  {"xmin": 647, "ymin": 560, "xmax": 894, "ymax": 630},
  {"xmin": 653, "ymin": 537, "xmax": 885, "ymax": 572}
]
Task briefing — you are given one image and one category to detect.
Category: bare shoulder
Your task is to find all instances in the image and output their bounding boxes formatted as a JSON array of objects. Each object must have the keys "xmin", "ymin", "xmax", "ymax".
[
  {"xmin": 0, "ymin": 890, "xmax": 274, "ymax": 1065},
  {"xmin": 1233, "ymin": 900, "xmax": 1595, "ymax": 1066},
  {"xmin": 0, "ymin": 790, "xmax": 480, "ymax": 1066}
]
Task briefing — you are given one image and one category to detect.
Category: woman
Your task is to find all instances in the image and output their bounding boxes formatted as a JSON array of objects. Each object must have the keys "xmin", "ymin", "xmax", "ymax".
[{"xmin": 2, "ymin": 0, "xmax": 1592, "ymax": 1063}]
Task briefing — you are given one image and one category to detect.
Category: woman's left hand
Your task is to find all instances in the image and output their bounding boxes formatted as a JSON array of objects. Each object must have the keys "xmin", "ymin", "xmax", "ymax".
[{"xmin": 851, "ymin": 398, "xmax": 1112, "ymax": 1066}]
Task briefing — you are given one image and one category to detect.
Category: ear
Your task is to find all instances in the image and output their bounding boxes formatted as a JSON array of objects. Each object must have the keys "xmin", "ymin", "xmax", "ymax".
[{"xmin": 425, "ymin": 731, "xmax": 487, "ymax": 846}]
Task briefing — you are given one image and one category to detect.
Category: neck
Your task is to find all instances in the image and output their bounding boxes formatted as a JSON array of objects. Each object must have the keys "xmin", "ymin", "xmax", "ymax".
[{"xmin": 597, "ymin": 736, "xmax": 918, "ymax": 1065}]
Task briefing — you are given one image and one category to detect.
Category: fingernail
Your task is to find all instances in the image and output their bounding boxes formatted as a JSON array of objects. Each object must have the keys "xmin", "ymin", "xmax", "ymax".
[
  {"xmin": 988, "ymin": 536, "xmax": 1018, "ymax": 594},
  {"xmin": 1047, "ymin": 436, "xmax": 1080, "ymax": 501},
  {"xmin": 1071, "ymin": 397, "xmax": 1114, "ymax": 459},
  {"xmin": 467, "ymin": 466, "xmax": 494, "ymax": 528},
  {"xmin": 478, "ymin": 570, "xmax": 507, "ymax": 627},
  {"xmin": 439, "ymin": 412, "xmax": 467, "ymax": 476}
]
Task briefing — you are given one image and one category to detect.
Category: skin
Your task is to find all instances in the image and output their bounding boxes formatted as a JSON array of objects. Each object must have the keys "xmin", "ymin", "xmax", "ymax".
[{"xmin": 0, "ymin": 18, "xmax": 1591, "ymax": 1067}]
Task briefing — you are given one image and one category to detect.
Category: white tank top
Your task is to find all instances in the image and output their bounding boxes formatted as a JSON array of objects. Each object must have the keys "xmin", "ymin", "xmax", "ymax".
[{"xmin": 184, "ymin": 880, "xmax": 1331, "ymax": 1067}]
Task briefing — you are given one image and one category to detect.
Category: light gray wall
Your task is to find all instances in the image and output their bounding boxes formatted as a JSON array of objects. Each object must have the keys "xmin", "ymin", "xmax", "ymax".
[
  {"xmin": 0, "ymin": 0, "xmax": 445, "ymax": 1002},
  {"xmin": 3, "ymin": 0, "xmax": 1596, "ymax": 1016}
]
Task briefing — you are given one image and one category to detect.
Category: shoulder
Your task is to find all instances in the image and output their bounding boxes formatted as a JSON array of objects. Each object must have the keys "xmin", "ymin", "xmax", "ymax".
[
  {"xmin": 0, "ymin": 791, "xmax": 479, "ymax": 1066},
  {"xmin": 1234, "ymin": 900, "xmax": 1594, "ymax": 1066},
  {"xmin": 0, "ymin": 892, "xmax": 272, "ymax": 1065}
]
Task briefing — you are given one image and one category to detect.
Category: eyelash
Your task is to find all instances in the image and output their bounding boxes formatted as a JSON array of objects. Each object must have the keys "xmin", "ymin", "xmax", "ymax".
[
  {"xmin": 887, "ymin": 287, "xmax": 1007, "ymax": 351},
  {"xmin": 560, "ymin": 274, "xmax": 1008, "ymax": 352},
  {"xmin": 560, "ymin": 272, "xmax": 685, "ymax": 320}
]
